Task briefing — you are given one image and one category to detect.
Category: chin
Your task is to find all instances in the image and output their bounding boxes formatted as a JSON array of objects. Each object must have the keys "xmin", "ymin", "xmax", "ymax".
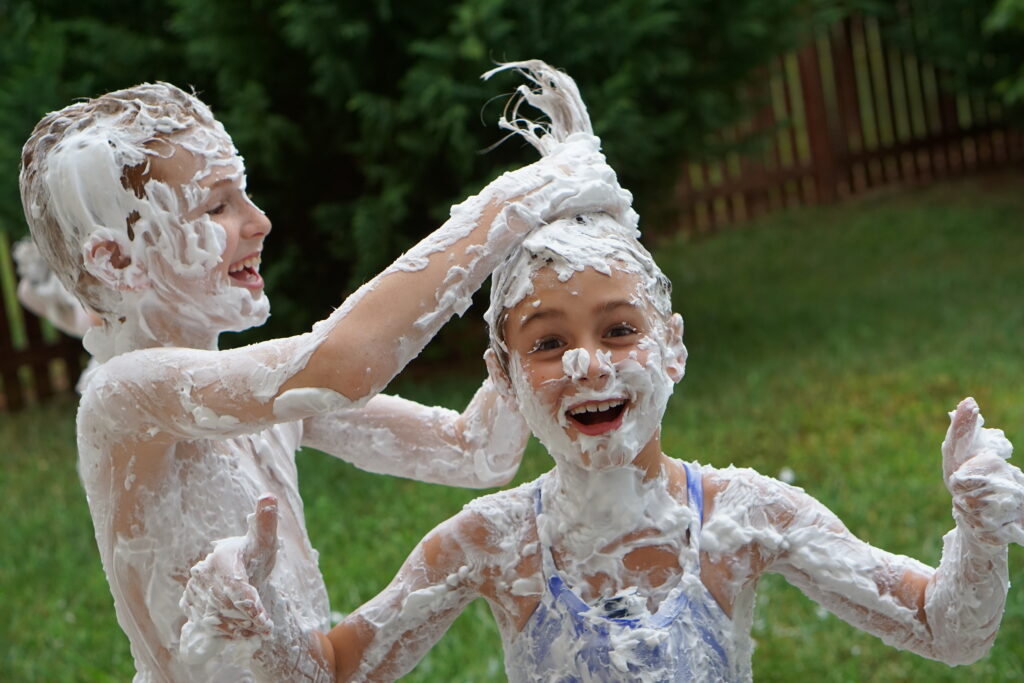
[{"xmin": 208, "ymin": 287, "xmax": 271, "ymax": 332}]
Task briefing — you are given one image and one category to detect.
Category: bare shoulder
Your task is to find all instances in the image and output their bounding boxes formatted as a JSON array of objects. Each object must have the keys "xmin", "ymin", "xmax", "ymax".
[
  {"xmin": 456, "ymin": 478, "xmax": 539, "ymax": 557},
  {"xmin": 700, "ymin": 464, "xmax": 816, "ymax": 532}
]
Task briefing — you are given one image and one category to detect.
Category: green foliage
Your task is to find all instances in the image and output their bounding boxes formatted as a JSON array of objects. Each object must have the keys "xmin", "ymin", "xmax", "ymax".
[
  {"xmin": 3, "ymin": 174, "xmax": 1023, "ymax": 680},
  {"xmin": 0, "ymin": 0, "xmax": 835, "ymax": 342},
  {"xmin": 985, "ymin": 0, "xmax": 1024, "ymax": 105},
  {"xmin": 874, "ymin": 0, "xmax": 1024, "ymax": 116}
]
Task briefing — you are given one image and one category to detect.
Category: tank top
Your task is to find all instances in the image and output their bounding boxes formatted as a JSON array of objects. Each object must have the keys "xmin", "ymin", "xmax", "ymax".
[{"xmin": 505, "ymin": 463, "xmax": 738, "ymax": 682}]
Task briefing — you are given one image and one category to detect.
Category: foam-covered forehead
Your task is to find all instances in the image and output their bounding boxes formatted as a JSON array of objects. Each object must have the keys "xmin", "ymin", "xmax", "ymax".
[{"xmin": 486, "ymin": 212, "xmax": 672, "ymax": 345}]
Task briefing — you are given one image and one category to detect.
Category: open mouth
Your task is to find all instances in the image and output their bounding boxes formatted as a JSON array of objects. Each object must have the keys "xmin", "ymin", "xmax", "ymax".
[
  {"xmin": 228, "ymin": 254, "xmax": 263, "ymax": 289},
  {"xmin": 566, "ymin": 399, "xmax": 628, "ymax": 436}
]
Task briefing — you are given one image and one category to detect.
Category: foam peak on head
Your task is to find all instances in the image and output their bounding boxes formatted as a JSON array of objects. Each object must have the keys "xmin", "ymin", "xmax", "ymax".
[
  {"xmin": 483, "ymin": 60, "xmax": 594, "ymax": 156},
  {"xmin": 481, "ymin": 61, "xmax": 668, "ymax": 361}
]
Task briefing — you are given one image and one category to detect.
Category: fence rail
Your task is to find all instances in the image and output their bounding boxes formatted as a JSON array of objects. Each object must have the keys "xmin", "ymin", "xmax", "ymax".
[{"xmin": 672, "ymin": 15, "xmax": 1023, "ymax": 233}]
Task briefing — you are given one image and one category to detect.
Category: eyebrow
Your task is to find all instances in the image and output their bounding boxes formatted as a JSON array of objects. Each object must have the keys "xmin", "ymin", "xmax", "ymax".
[
  {"xmin": 597, "ymin": 299, "xmax": 639, "ymax": 315},
  {"xmin": 518, "ymin": 308, "xmax": 565, "ymax": 331},
  {"xmin": 517, "ymin": 298, "xmax": 639, "ymax": 331}
]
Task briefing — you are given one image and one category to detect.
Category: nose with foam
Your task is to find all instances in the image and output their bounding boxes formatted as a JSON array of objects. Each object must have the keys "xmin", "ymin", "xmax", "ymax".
[{"xmin": 562, "ymin": 347, "xmax": 614, "ymax": 383}]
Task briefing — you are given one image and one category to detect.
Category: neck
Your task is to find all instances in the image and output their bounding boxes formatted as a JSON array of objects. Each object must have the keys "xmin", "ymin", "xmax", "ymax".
[
  {"xmin": 86, "ymin": 304, "xmax": 219, "ymax": 361},
  {"xmin": 540, "ymin": 434, "xmax": 688, "ymax": 561}
]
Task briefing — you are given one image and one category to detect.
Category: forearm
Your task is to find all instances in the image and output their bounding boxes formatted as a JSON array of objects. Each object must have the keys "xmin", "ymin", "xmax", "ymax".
[
  {"xmin": 921, "ymin": 525, "xmax": 1009, "ymax": 664},
  {"xmin": 302, "ymin": 380, "xmax": 527, "ymax": 488},
  {"xmin": 280, "ymin": 177, "xmax": 540, "ymax": 407}
]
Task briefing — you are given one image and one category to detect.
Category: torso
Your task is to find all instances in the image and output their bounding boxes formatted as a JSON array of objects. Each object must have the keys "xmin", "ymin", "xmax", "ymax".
[
  {"xmin": 466, "ymin": 462, "xmax": 759, "ymax": 682},
  {"xmin": 77, "ymin": 403, "xmax": 329, "ymax": 682}
]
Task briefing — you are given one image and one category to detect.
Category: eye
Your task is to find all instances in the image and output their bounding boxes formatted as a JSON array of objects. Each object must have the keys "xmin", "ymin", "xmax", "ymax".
[
  {"xmin": 529, "ymin": 337, "xmax": 564, "ymax": 354},
  {"xmin": 605, "ymin": 322, "xmax": 639, "ymax": 338},
  {"xmin": 206, "ymin": 203, "xmax": 227, "ymax": 216}
]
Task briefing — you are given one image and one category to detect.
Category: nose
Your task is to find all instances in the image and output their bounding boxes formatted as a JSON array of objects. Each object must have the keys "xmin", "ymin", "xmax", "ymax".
[
  {"xmin": 563, "ymin": 346, "xmax": 612, "ymax": 386},
  {"xmin": 242, "ymin": 198, "xmax": 272, "ymax": 239}
]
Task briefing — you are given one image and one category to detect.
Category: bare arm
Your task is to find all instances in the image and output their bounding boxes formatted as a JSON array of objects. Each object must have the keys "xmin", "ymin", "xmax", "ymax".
[
  {"xmin": 711, "ymin": 398, "xmax": 1021, "ymax": 666},
  {"xmin": 301, "ymin": 373, "xmax": 529, "ymax": 488}
]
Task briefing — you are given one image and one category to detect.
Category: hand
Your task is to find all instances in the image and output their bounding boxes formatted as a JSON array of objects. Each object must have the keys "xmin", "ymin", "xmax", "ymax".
[
  {"xmin": 179, "ymin": 494, "xmax": 280, "ymax": 663},
  {"xmin": 942, "ymin": 398, "xmax": 1024, "ymax": 546}
]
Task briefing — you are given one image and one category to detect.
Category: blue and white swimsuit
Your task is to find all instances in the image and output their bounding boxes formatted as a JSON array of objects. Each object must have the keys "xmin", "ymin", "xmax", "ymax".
[{"xmin": 505, "ymin": 463, "xmax": 741, "ymax": 682}]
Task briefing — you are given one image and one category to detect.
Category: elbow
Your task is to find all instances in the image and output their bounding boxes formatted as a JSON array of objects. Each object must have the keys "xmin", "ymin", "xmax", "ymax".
[{"xmin": 932, "ymin": 634, "xmax": 997, "ymax": 667}]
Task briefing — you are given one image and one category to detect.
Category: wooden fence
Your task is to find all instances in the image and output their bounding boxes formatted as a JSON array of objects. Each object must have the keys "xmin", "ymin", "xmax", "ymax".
[
  {"xmin": 673, "ymin": 15, "xmax": 1023, "ymax": 233},
  {"xmin": 0, "ymin": 232, "xmax": 84, "ymax": 411}
]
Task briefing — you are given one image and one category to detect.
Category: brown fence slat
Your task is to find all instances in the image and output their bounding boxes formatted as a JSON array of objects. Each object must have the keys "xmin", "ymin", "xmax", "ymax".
[{"xmin": 670, "ymin": 11, "xmax": 1019, "ymax": 238}]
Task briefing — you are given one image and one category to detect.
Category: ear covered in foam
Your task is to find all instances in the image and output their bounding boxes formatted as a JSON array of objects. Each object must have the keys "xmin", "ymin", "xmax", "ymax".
[
  {"xmin": 664, "ymin": 313, "xmax": 687, "ymax": 383},
  {"xmin": 82, "ymin": 229, "xmax": 150, "ymax": 291}
]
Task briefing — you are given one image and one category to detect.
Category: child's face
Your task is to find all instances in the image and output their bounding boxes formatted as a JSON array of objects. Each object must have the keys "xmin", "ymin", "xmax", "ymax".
[
  {"xmin": 175, "ymin": 155, "xmax": 272, "ymax": 296},
  {"xmin": 131, "ymin": 139, "xmax": 272, "ymax": 332},
  {"xmin": 500, "ymin": 264, "xmax": 681, "ymax": 470}
]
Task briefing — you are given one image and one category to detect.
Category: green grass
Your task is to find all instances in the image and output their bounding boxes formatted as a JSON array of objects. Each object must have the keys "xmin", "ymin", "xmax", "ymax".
[{"xmin": 2, "ymin": 173, "xmax": 1023, "ymax": 680}]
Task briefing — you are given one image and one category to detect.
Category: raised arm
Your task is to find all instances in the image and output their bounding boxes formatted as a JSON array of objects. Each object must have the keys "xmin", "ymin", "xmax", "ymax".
[
  {"xmin": 718, "ymin": 398, "xmax": 1021, "ymax": 666},
  {"xmin": 301, "ymin": 372, "xmax": 529, "ymax": 488},
  {"xmin": 86, "ymin": 141, "xmax": 626, "ymax": 445},
  {"xmin": 274, "ymin": 138, "xmax": 620, "ymax": 417}
]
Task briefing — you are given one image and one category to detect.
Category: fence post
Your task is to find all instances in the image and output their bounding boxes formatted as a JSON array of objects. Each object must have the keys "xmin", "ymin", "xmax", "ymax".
[
  {"xmin": 0, "ymin": 277, "xmax": 25, "ymax": 411},
  {"xmin": 797, "ymin": 39, "xmax": 838, "ymax": 204}
]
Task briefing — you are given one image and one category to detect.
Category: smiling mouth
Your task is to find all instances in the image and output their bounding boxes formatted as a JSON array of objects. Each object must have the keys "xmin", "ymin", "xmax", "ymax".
[
  {"xmin": 228, "ymin": 254, "xmax": 263, "ymax": 289},
  {"xmin": 566, "ymin": 399, "xmax": 627, "ymax": 436}
]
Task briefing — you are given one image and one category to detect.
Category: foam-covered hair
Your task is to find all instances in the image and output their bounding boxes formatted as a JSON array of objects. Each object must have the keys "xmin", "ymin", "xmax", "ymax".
[
  {"xmin": 482, "ymin": 61, "xmax": 671, "ymax": 367},
  {"xmin": 19, "ymin": 82, "xmax": 234, "ymax": 316}
]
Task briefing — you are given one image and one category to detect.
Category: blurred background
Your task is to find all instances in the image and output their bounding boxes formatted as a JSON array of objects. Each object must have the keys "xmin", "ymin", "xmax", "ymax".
[{"xmin": 1, "ymin": 0, "xmax": 1022, "ymax": 680}]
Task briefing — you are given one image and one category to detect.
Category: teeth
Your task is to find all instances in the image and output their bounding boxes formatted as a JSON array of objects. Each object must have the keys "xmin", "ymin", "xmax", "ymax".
[
  {"xmin": 229, "ymin": 255, "xmax": 261, "ymax": 274},
  {"xmin": 568, "ymin": 400, "xmax": 625, "ymax": 416}
]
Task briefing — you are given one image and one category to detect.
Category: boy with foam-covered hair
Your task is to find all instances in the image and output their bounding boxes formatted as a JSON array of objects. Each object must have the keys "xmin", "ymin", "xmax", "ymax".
[{"xmin": 20, "ymin": 80, "xmax": 623, "ymax": 680}]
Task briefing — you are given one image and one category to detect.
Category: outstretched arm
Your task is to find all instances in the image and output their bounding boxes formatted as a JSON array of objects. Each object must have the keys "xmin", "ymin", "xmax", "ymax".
[
  {"xmin": 301, "ymin": 372, "xmax": 529, "ymax": 488},
  {"xmin": 755, "ymin": 398, "xmax": 1022, "ymax": 666}
]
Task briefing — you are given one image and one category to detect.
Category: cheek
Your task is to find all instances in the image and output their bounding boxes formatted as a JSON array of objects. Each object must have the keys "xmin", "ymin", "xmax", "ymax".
[{"xmin": 523, "ymin": 360, "xmax": 559, "ymax": 394}]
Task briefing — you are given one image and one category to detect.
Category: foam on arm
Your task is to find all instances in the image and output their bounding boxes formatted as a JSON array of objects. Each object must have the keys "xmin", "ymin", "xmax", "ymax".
[
  {"xmin": 705, "ymin": 468, "xmax": 1008, "ymax": 666},
  {"xmin": 301, "ymin": 378, "xmax": 529, "ymax": 488}
]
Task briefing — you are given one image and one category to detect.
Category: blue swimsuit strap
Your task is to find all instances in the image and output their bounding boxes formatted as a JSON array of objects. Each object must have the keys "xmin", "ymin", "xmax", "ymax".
[{"xmin": 682, "ymin": 461, "xmax": 704, "ymax": 526}]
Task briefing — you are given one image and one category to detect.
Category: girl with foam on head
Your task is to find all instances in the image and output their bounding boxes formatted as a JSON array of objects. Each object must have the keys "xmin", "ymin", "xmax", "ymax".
[{"xmin": 185, "ymin": 62, "xmax": 1024, "ymax": 682}]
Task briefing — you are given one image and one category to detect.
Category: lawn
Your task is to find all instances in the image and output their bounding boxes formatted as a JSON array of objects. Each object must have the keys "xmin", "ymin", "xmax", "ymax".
[{"xmin": 2, "ymin": 173, "xmax": 1022, "ymax": 681}]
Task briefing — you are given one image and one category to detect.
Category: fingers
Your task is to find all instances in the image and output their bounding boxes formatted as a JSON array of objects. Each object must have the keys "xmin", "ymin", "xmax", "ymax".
[
  {"xmin": 942, "ymin": 397, "xmax": 981, "ymax": 484},
  {"xmin": 183, "ymin": 570, "xmax": 274, "ymax": 641},
  {"xmin": 245, "ymin": 493, "xmax": 279, "ymax": 585},
  {"xmin": 950, "ymin": 453, "xmax": 1024, "ymax": 546}
]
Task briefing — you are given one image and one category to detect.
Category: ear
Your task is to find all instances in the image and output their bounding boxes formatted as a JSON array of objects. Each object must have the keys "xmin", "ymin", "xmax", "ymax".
[
  {"xmin": 82, "ymin": 230, "xmax": 148, "ymax": 290},
  {"xmin": 664, "ymin": 313, "xmax": 688, "ymax": 383},
  {"xmin": 483, "ymin": 348, "xmax": 515, "ymax": 403}
]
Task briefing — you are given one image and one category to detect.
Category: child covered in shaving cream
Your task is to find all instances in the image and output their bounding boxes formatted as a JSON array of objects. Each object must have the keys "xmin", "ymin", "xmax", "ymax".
[
  {"xmin": 187, "ymin": 62, "xmax": 1024, "ymax": 682},
  {"xmin": 19, "ymin": 81, "xmax": 619, "ymax": 681}
]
